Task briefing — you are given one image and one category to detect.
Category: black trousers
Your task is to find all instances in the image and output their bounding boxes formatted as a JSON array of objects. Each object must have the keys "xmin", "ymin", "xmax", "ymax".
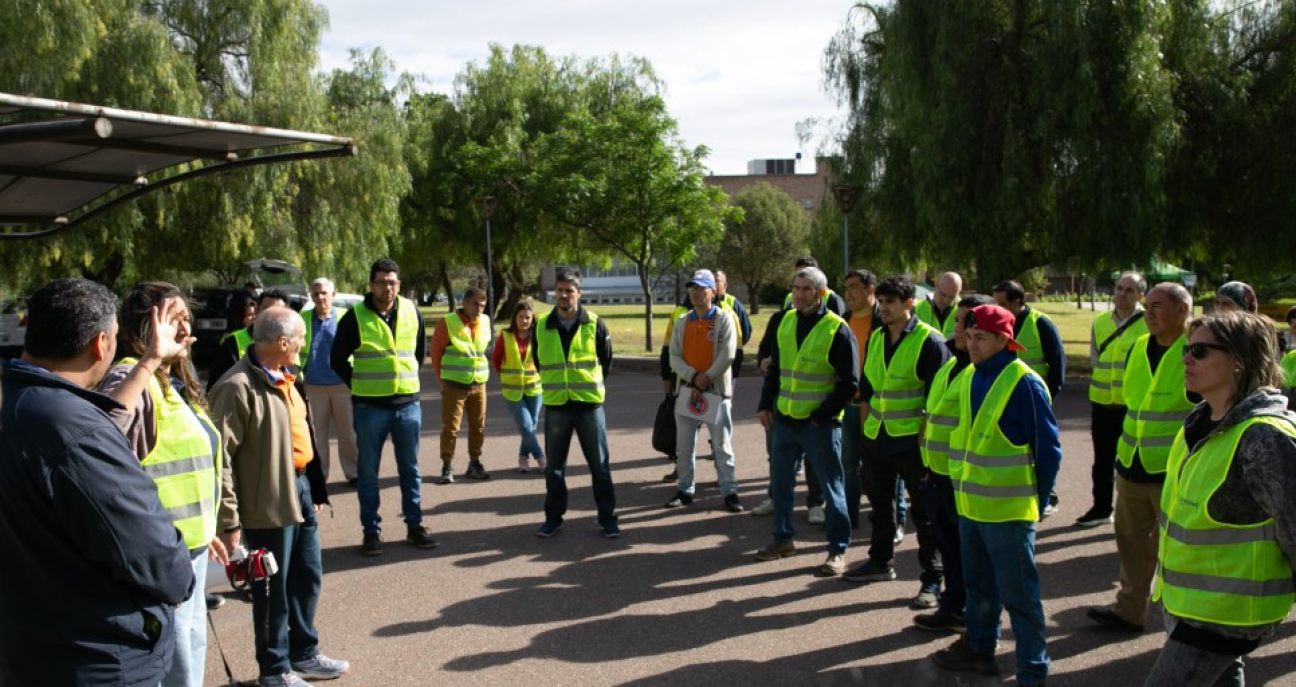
[
  {"xmin": 1089, "ymin": 403, "xmax": 1128, "ymax": 514},
  {"xmin": 862, "ymin": 443, "xmax": 941, "ymax": 585}
]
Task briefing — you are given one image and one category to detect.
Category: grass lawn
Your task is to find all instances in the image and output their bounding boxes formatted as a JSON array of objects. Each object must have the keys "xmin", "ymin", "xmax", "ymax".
[{"xmin": 422, "ymin": 299, "xmax": 1193, "ymax": 378}]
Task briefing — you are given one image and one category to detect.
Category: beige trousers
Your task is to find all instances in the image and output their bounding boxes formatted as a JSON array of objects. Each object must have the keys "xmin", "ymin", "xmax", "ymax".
[{"xmin": 304, "ymin": 383, "xmax": 358, "ymax": 481}]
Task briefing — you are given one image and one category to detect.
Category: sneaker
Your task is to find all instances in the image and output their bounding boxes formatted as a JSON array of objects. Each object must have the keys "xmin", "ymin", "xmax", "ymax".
[
  {"xmin": 894, "ymin": 522, "xmax": 906, "ymax": 545},
  {"xmin": 536, "ymin": 521, "xmax": 563, "ymax": 538},
  {"xmin": 406, "ymin": 525, "xmax": 439, "ymax": 549},
  {"xmin": 466, "ymin": 461, "xmax": 491, "ymax": 480},
  {"xmin": 534, "ymin": 455, "xmax": 547, "ymax": 471},
  {"xmin": 754, "ymin": 539, "xmax": 796, "ymax": 561},
  {"xmin": 205, "ymin": 593, "xmax": 225, "ymax": 611},
  {"xmin": 664, "ymin": 491, "xmax": 693, "ymax": 508},
  {"xmin": 1086, "ymin": 606, "xmax": 1145, "ymax": 632},
  {"xmin": 439, "ymin": 465, "xmax": 455, "ymax": 484},
  {"xmin": 914, "ymin": 608, "xmax": 967, "ymax": 633},
  {"xmin": 816, "ymin": 553, "xmax": 847, "ymax": 577},
  {"xmin": 517, "ymin": 457, "xmax": 530, "ymax": 473},
  {"xmin": 751, "ymin": 499, "xmax": 775, "ymax": 516},
  {"xmin": 602, "ymin": 522, "xmax": 621, "ymax": 539},
  {"xmin": 932, "ymin": 637, "xmax": 1000, "ymax": 676},
  {"xmin": 1042, "ymin": 502, "xmax": 1059, "ymax": 518},
  {"xmin": 911, "ymin": 583, "xmax": 940, "ymax": 609},
  {"xmin": 723, "ymin": 494, "xmax": 745, "ymax": 513},
  {"xmin": 1074, "ymin": 507, "xmax": 1114, "ymax": 528},
  {"xmin": 843, "ymin": 560, "xmax": 897, "ymax": 584},
  {"xmin": 662, "ymin": 469, "xmax": 678, "ymax": 483},
  {"xmin": 361, "ymin": 532, "xmax": 383, "ymax": 557},
  {"xmin": 259, "ymin": 674, "xmax": 310, "ymax": 686},
  {"xmin": 290, "ymin": 653, "xmax": 350, "ymax": 680},
  {"xmin": 807, "ymin": 504, "xmax": 826, "ymax": 525}
]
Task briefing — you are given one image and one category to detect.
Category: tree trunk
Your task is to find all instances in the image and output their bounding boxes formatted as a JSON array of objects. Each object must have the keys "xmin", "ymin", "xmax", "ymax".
[
  {"xmin": 496, "ymin": 261, "xmax": 528, "ymax": 323},
  {"xmin": 638, "ymin": 266, "xmax": 654, "ymax": 351},
  {"xmin": 746, "ymin": 280, "xmax": 762, "ymax": 315},
  {"xmin": 439, "ymin": 261, "xmax": 456, "ymax": 313}
]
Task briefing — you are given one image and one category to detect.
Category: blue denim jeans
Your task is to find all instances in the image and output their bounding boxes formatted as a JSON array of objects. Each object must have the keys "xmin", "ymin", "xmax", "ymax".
[
  {"xmin": 960, "ymin": 517, "xmax": 1048, "ymax": 686},
  {"xmin": 764, "ymin": 422, "xmax": 824, "ymax": 508},
  {"xmin": 543, "ymin": 405, "xmax": 617, "ymax": 527},
  {"xmin": 245, "ymin": 475, "xmax": 322, "ymax": 677},
  {"xmin": 160, "ymin": 549, "xmax": 207, "ymax": 687},
  {"xmin": 840, "ymin": 402, "xmax": 863, "ymax": 527},
  {"xmin": 770, "ymin": 417, "xmax": 851, "ymax": 554},
  {"xmin": 675, "ymin": 396, "xmax": 737, "ymax": 496},
  {"xmin": 506, "ymin": 395, "xmax": 545, "ymax": 459},
  {"xmin": 353, "ymin": 400, "xmax": 423, "ymax": 535}
]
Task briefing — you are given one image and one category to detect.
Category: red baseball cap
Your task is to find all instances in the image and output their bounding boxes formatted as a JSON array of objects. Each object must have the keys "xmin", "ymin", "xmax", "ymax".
[{"xmin": 966, "ymin": 304, "xmax": 1026, "ymax": 352}]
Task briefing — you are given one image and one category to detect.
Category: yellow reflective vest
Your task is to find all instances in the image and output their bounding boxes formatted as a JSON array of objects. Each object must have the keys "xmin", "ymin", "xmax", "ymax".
[
  {"xmin": 221, "ymin": 327, "xmax": 253, "ymax": 360},
  {"xmin": 951, "ymin": 359, "xmax": 1044, "ymax": 522},
  {"xmin": 500, "ymin": 331, "xmax": 541, "ymax": 402},
  {"xmin": 440, "ymin": 312, "xmax": 491, "ymax": 385},
  {"xmin": 536, "ymin": 311, "xmax": 605, "ymax": 405},
  {"xmin": 775, "ymin": 311, "xmax": 846, "ymax": 421},
  {"xmin": 350, "ymin": 298, "xmax": 421, "ymax": 397},
  {"xmin": 863, "ymin": 321, "xmax": 937, "ymax": 438},
  {"xmin": 1117, "ymin": 334, "xmax": 1193, "ymax": 475},
  {"xmin": 1014, "ymin": 308, "xmax": 1052, "ymax": 380},
  {"xmin": 915, "ymin": 297, "xmax": 957, "ymax": 338},
  {"xmin": 1156, "ymin": 418, "xmax": 1296, "ymax": 626},
  {"xmin": 1088, "ymin": 310, "xmax": 1147, "ymax": 405},
  {"xmin": 922, "ymin": 358, "xmax": 970, "ymax": 476}
]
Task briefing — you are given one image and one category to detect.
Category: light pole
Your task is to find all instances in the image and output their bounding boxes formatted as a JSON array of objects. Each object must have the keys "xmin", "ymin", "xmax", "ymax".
[
  {"xmin": 832, "ymin": 184, "xmax": 862, "ymax": 275},
  {"xmin": 475, "ymin": 196, "xmax": 498, "ymax": 318}
]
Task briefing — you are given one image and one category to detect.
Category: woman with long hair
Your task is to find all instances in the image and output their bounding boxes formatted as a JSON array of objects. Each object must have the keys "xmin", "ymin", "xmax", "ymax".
[
  {"xmin": 1145, "ymin": 311, "xmax": 1296, "ymax": 686},
  {"xmin": 490, "ymin": 299, "xmax": 546, "ymax": 473},
  {"xmin": 100, "ymin": 282, "xmax": 227, "ymax": 687}
]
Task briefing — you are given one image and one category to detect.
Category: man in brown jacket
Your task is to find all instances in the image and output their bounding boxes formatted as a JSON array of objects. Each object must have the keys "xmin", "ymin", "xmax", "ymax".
[{"xmin": 211, "ymin": 307, "xmax": 349, "ymax": 687}]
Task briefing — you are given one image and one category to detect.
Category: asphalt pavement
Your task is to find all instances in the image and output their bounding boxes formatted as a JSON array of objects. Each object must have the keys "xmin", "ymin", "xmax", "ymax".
[{"xmin": 204, "ymin": 363, "xmax": 1296, "ymax": 686}]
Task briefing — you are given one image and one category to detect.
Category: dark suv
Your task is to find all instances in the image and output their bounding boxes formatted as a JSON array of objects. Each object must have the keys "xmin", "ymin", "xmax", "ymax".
[{"xmin": 188, "ymin": 287, "xmax": 246, "ymax": 368}]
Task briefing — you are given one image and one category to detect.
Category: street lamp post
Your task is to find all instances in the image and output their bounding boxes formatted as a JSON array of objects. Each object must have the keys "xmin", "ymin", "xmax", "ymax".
[
  {"xmin": 475, "ymin": 196, "xmax": 498, "ymax": 318},
  {"xmin": 831, "ymin": 184, "xmax": 862, "ymax": 275}
]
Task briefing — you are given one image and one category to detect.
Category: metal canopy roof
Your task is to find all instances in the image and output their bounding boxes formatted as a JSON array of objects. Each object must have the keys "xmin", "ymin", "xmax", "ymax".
[{"xmin": 0, "ymin": 93, "xmax": 356, "ymax": 240}]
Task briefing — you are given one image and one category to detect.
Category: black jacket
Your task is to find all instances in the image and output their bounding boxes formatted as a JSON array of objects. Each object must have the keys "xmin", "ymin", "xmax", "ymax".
[{"xmin": 0, "ymin": 360, "xmax": 194, "ymax": 687}]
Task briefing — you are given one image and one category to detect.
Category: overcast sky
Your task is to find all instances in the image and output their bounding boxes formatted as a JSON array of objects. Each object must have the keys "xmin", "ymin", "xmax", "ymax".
[{"xmin": 314, "ymin": 1, "xmax": 854, "ymax": 176}]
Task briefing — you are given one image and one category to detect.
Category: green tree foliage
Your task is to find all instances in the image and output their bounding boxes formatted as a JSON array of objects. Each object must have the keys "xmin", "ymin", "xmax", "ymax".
[{"xmin": 716, "ymin": 182, "xmax": 810, "ymax": 314}]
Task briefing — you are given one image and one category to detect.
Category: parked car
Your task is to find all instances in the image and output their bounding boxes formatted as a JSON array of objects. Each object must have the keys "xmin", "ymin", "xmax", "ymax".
[
  {"xmin": 187, "ymin": 258, "xmax": 309, "ymax": 368},
  {"xmin": 0, "ymin": 298, "xmax": 27, "ymax": 359}
]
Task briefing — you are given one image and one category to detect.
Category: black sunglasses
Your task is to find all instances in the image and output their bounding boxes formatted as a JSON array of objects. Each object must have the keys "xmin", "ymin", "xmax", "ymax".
[{"xmin": 1185, "ymin": 342, "xmax": 1229, "ymax": 360}]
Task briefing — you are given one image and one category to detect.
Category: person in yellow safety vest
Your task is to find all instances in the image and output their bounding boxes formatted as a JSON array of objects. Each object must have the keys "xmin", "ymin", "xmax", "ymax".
[
  {"xmin": 100, "ymin": 282, "xmax": 228, "ymax": 687},
  {"xmin": 754, "ymin": 265, "xmax": 859, "ymax": 577},
  {"xmin": 329, "ymin": 258, "xmax": 437, "ymax": 557},
  {"xmin": 492, "ymin": 299, "xmax": 545, "ymax": 474},
  {"xmin": 1281, "ymin": 347, "xmax": 1296, "ymax": 407},
  {"xmin": 752, "ymin": 256, "xmax": 845, "ymax": 519},
  {"xmin": 430, "ymin": 286, "xmax": 492, "ymax": 482},
  {"xmin": 931, "ymin": 304, "xmax": 1060, "ymax": 687},
  {"xmin": 845, "ymin": 275, "xmax": 950, "ymax": 614},
  {"xmin": 992, "ymin": 279, "xmax": 1065, "ymax": 518},
  {"xmin": 1087, "ymin": 283, "xmax": 1198, "ymax": 635},
  {"xmin": 530, "ymin": 269, "xmax": 620, "ymax": 539},
  {"xmin": 910, "ymin": 293, "xmax": 994, "ymax": 634},
  {"xmin": 300, "ymin": 278, "xmax": 359, "ymax": 486},
  {"xmin": 1143, "ymin": 311, "xmax": 1296, "ymax": 686},
  {"xmin": 206, "ymin": 290, "xmax": 289, "ymax": 390},
  {"xmin": 1078, "ymin": 272, "xmax": 1148, "ymax": 528},
  {"xmin": 915, "ymin": 271, "xmax": 963, "ymax": 339}
]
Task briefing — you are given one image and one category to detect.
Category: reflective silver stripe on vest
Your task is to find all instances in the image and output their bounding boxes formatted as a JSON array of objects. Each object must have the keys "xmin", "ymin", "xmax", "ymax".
[
  {"xmin": 167, "ymin": 499, "xmax": 214, "ymax": 521},
  {"xmin": 352, "ymin": 350, "xmax": 417, "ymax": 360},
  {"xmin": 143, "ymin": 454, "xmax": 216, "ymax": 479},
  {"xmin": 1090, "ymin": 380, "xmax": 1112, "ymax": 391},
  {"xmin": 780, "ymin": 368, "xmax": 834, "ymax": 383},
  {"xmin": 874, "ymin": 388, "xmax": 926, "ymax": 401},
  {"xmin": 962, "ymin": 451, "xmax": 1032, "ymax": 469},
  {"xmin": 1162, "ymin": 568, "xmax": 1295, "ymax": 598},
  {"xmin": 925, "ymin": 440, "xmax": 951, "ymax": 453},
  {"xmin": 868, "ymin": 407, "xmax": 925, "ymax": 421},
  {"xmin": 1121, "ymin": 431, "xmax": 1177, "ymax": 449},
  {"xmin": 1162, "ymin": 518, "xmax": 1280, "ymax": 547},
  {"xmin": 1093, "ymin": 360, "xmax": 1113, "ymax": 370},
  {"xmin": 779, "ymin": 390, "xmax": 831, "ymax": 402},
  {"xmin": 440, "ymin": 361, "xmax": 483, "ymax": 370},
  {"xmin": 564, "ymin": 383, "xmax": 603, "ymax": 391},
  {"xmin": 352, "ymin": 371, "xmax": 421, "ymax": 381},
  {"xmin": 1133, "ymin": 409, "xmax": 1191, "ymax": 423},
  {"xmin": 953, "ymin": 481, "xmax": 1038, "ymax": 499},
  {"xmin": 928, "ymin": 415, "xmax": 960, "ymax": 428}
]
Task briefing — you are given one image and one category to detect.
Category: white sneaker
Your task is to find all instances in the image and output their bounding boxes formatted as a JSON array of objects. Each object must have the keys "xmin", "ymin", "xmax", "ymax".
[
  {"xmin": 808, "ymin": 504, "xmax": 826, "ymax": 525},
  {"xmin": 260, "ymin": 675, "xmax": 311, "ymax": 687},
  {"xmin": 290, "ymin": 653, "xmax": 349, "ymax": 680},
  {"xmin": 751, "ymin": 499, "xmax": 775, "ymax": 516}
]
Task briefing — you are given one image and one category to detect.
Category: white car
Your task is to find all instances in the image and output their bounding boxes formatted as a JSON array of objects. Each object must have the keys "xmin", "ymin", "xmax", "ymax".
[{"xmin": 301, "ymin": 292, "xmax": 364, "ymax": 313}]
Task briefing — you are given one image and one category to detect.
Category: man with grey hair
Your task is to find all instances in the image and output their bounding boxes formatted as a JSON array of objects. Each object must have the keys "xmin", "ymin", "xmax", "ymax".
[
  {"xmin": 210, "ymin": 307, "xmax": 349, "ymax": 686},
  {"xmin": 1088, "ymin": 282, "xmax": 1198, "ymax": 635},
  {"xmin": 755, "ymin": 266, "xmax": 859, "ymax": 575},
  {"xmin": 301, "ymin": 277, "xmax": 358, "ymax": 485},
  {"xmin": 1078, "ymin": 272, "xmax": 1147, "ymax": 528}
]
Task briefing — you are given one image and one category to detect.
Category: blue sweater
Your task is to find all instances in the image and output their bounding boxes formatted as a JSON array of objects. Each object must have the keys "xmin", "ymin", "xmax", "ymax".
[{"xmin": 969, "ymin": 349, "xmax": 1063, "ymax": 506}]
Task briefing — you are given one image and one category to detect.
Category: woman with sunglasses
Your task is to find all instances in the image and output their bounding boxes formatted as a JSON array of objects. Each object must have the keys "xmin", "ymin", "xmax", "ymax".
[{"xmin": 1145, "ymin": 310, "xmax": 1296, "ymax": 687}]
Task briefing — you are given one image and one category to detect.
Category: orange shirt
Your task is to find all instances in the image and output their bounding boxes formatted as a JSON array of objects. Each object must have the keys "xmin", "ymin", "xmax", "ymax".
[
  {"xmin": 275, "ymin": 371, "xmax": 314, "ymax": 470},
  {"xmin": 848, "ymin": 313, "xmax": 873, "ymax": 399},
  {"xmin": 682, "ymin": 311, "xmax": 717, "ymax": 377}
]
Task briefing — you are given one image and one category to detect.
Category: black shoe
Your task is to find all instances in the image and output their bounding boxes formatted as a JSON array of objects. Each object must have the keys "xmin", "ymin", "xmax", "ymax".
[
  {"xmin": 723, "ymin": 494, "xmax": 744, "ymax": 513},
  {"xmin": 914, "ymin": 608, "xmax": 966, "ymax": 632},
  {"xmin": 439, "ymin": 465, "xmax": 455, "ymax": 484},
  {"xmin": 932, "ymin": 637, "xmax": 1000, "ymax": 676},
  {"xmin": 1074, "ymin": 507, "xmax": 1113, "ymax": 528},
  {"xmin": 662, "ymin": 469, "xmax": 678, "ymax": 483},
  {"xmin": 361, "ymin": 532, "xmax": 383, "ymax": 556},
  {"xmin": 406, "ymin": 525, "xmax": 440, "ymax": 549},
  {"xmin": 205, "ymin": 593, "xmax": 225, "ymax": 611},
  {"xmin": 664, "ymin": 491, "xmax": 693, "ymax": 508},
  {"xmin": 345, "ymin": 477, "xmax": 359, "ymax": 487},
  {"xmin": 842, "ymin": 560, "xmax": 897, "ymax": 584},
  {"xmin": 466, "ymin": 461, "xmax": 491, "ymax": 480},
  {"xmin": 536, "ymin": 521, "xmax": 563, "ymax": 538},
  {"xmin": 1087, "ymin": 606, "xmax": 1145, "ymax": 632}
]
